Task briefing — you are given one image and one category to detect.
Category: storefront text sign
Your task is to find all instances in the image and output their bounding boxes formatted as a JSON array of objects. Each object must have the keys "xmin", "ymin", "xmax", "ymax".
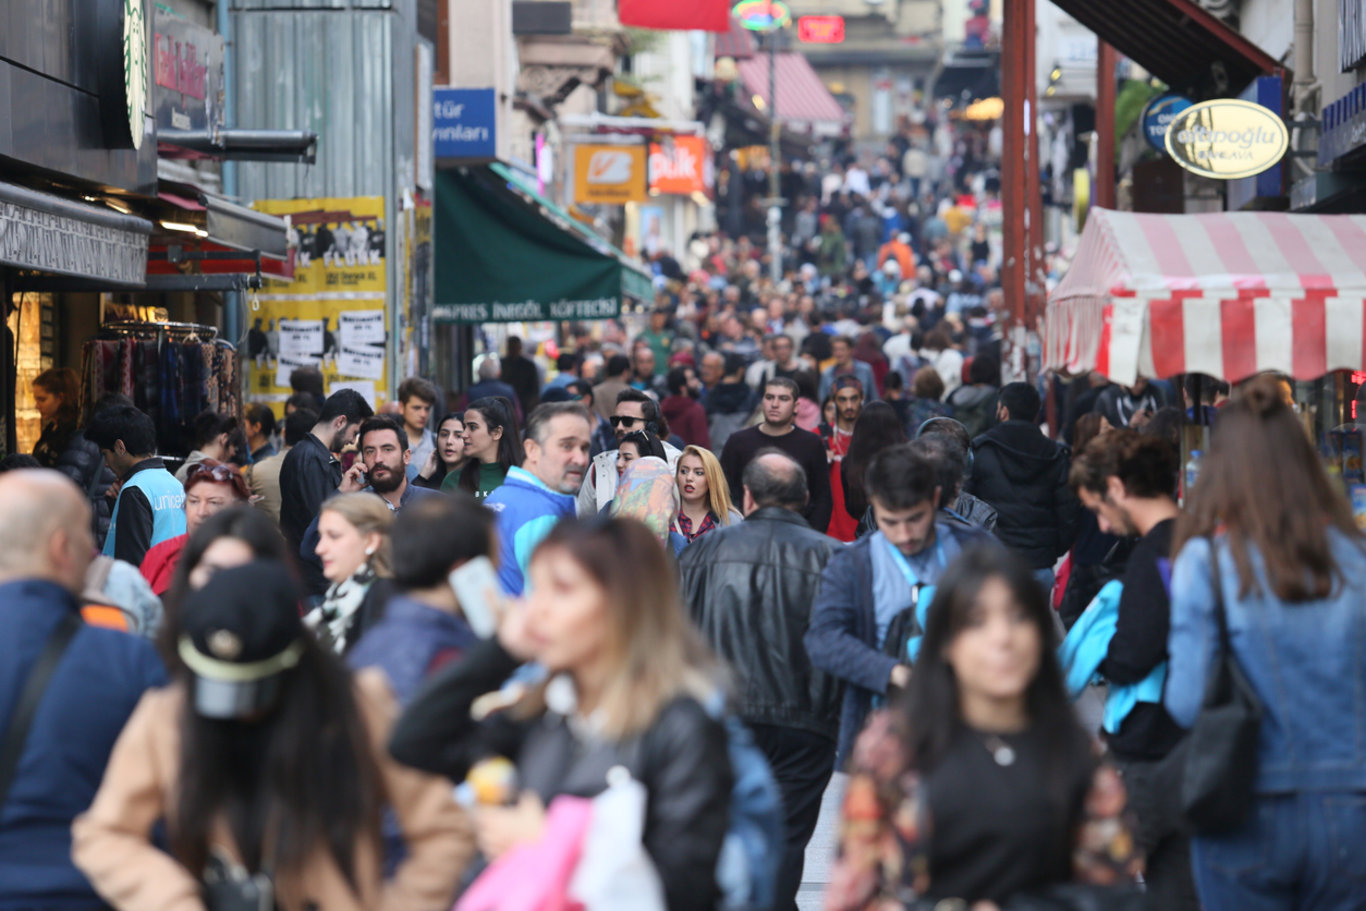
[
  {"xmin": 1164, "ymin": 99, "xmax": 1289, "ymax": 180},
  {"xmin": 433, "ymin": 297, "xmax": 621, "ymax": 324},
  {"xmin": 0, "ymin": 201, "xmax": 147, "ymax": 285},
  {"xmin": 433, "ymin": 88, "xmax": 496, "ymax": 159},
  {"xmin": 648, "ymin": 136, "xmax": 714, "ymax": 196},
  {"xmin": 573, "ymin": 145, "xmax": 648, "ymax": 204},
  {"xmin": 153, "ymin": 11, "xmax": 224, "ymax": 134},
  {"xmin": 1141, "ymin": 94, "xmax": 1192, "ymax": 153}
]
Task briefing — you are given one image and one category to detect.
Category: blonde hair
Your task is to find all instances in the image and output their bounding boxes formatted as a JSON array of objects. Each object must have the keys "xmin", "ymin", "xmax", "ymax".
[
  {"xmin": 319, "ymin": 492, "xmax": 394, "ymax": 578},
  {"xmin": 678, "ymin": 445, "xmax": 737, "ymax": 525}
]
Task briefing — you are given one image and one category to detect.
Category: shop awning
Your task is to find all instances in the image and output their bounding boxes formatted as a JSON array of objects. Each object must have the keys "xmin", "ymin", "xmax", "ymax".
[
  {"xmin": 433, "ymin": 166, "xmax": 653, "ymax": 324},
  {"xmin": 1045, "ymin": 209, "xmax": 1366, "ymax": 384},
  {"xmin": 0, "ymin": 180, "xmax": 152, "ymax": 288},
  {"xmin": 1047, "ymin": 0, "xmax": 1279, "ymax": 95},
  {"xmin": 737, "ymin": 53, "xmax": 847, "ymax": 137},
  {"xmin": 148, "ymin": 181, "xmax": 292, "ymax": 287}
]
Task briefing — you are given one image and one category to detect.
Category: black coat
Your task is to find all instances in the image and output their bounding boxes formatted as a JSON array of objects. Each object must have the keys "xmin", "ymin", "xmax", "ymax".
[
  {"xmin": 390, "ymin": 639, "xmax": 733, "ymax": 911},
  {"xmin": 36, "ymin": 423, "xmax": 114, "ymax": 546},
  {"xmin": 966, "ymin": 420, "xmax": 1080, "ymax": 570},
  {"xmin": 679, "ymin": 508, "xmax": 843, "ymax": 741}
]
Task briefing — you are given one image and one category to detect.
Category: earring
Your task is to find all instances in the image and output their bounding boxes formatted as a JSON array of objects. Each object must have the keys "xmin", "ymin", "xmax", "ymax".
[{"xmin": 365, "ymin": 546, "xmax": 376, "ymax": 556}]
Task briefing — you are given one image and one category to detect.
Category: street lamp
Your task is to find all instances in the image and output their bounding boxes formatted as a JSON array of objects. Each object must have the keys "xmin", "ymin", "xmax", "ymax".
[{"xmin": 733, "ymin": 0, "xmax": 792, "ymax": 282}]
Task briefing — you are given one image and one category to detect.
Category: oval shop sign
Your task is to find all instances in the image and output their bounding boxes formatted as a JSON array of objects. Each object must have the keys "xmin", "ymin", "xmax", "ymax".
[
  {"xmin": 1141, "ymin": 94, "xmax": 1192, "ymax": 152},
  {"xmin": 1164, "ymin": 98, "xmax": 1289, "ymax": 180}
]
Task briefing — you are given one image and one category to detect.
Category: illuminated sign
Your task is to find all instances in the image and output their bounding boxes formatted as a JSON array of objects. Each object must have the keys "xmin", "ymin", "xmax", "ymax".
[
  {"xmin": 798, "ymin": 15, "xmax": 844, "ymax": 43},
  {"xmin": 732, "ymin": 0, "xmax": 791, "ymax": 31},
  {"xmin": 1164, "ymin": 99, "xmax": 1290, "ymax": 181}
]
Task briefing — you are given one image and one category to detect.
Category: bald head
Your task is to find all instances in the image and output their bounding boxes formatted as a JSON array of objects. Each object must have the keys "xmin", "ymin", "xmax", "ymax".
[
  {"xmin": 742, "ymin": 450, "xmax": 808, "ymax": 515},
  {"xmin": 0, "ymin": 470, "xmax": 94, "ymax": 592}
]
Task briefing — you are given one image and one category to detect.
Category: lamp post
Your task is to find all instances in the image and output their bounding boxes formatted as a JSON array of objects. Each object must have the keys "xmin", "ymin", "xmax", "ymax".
[{"xmin": 734, "ymin": 0, "xmax": 792, "ymax": 282}]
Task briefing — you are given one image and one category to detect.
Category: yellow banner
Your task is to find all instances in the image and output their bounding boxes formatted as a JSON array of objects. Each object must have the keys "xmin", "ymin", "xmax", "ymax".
[
  {"xmin": 573, "ymin": 144, "xmax": 648, "ymax": 205},
  {"xmin": 248, "ymin": 197, "xmax": 389, "ymax": 414}
]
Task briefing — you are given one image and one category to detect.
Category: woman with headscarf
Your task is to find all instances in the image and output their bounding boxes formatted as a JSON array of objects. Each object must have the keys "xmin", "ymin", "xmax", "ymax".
[{"xmin": 610, "ymin": 458, "xmax": 688, "ymax": 556}]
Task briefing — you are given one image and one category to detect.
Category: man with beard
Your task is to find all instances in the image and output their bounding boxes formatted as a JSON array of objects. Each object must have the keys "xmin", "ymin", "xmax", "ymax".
[
  {"xmin": 822, "ymin": 376, "xmax": 865, "ymax": 541},
  {"xmin": 576, "ymin": 388, "xmax": 682, "ymax": 515},
  {"xmin": 487, "ymin": 403, "xmax": 592, "ymax": 595},
  {"xmin": 338, "ymin": 415, "xmax": 441, "ymax": 511},
  {"xmin": 720, "ymin": 377, "xmax": 831, "ymax": 532}
]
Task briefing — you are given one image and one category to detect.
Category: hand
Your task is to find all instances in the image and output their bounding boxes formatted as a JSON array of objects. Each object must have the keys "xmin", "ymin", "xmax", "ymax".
[
  {"xmin": 889, "ymin": 664, "xmax": 911, "ymax": 690},
  {"xmin": 105, "ymin": 479, "xmax": 123, "ymax": 501},
  {"xmin": 475, "ymin": 792, "xmax": 545, "ymax": 860},
  {"xmin": 338, "ymin": 462, "xmax": 367, "ymax": 493},
  {"xmin": 1128, "ymin": 409, "xmax": 1152, "ymax": 429},
  {"xmin": 419, "ymin": 450, "xmax": 440, "ymax": 480}
]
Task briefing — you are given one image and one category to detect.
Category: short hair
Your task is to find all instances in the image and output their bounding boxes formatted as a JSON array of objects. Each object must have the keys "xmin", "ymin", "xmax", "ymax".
[
  {"xmin": 832, "ymin": 334, "xmax": 854, "ymax": 349},
  {"xmin": 764, "ymin": 377, "xmax": 800, "ymax": 399},
  {"xmin": 188, "ymin": 412, "xmax": 238, "ymax": 450},
  {"xmin": 86, "ymin": 404, "xmax": 158, "ymax": 455},
  {"xmin": 318, "ymin": 388, "xmax": 375, "ymax": 425},
  {"xmin": 743, "ymin": 449, "xmax": 808, "ymax": 510},
  {"xmin": 968, "ymin": 355, "xmax": 1000, "ymax": 387},
  {"xmin": 606, "ymin": 354, "xmax": 632, "ymax": 378},
  {"xmin": 282, "ymin": 408, "xmax": 317, "ymax": 447},
  {"xmin": 244, "ymin": 403, "xmax": 277, "ymax": 438},
  {"xmin": 1070, "ymin": 428, "xmax": 1179, "ymax": 500},
  {"xmin": 997, "ymin": 382, "xmax": 1041, "ymax": 423},
  {"xmin": 357, "ymin": 414, "xmax": 407, "ymax": 451},
  {"xmin": 615, "ymin": 388, "xmax": 661, "ymax": 429},
  {"xmin": 525, "ymin": 402, "xmax": 592, "ymax": 445},
  {"xmin": 865, "ymin": 443, "xmax": 940, "ymax": 511},
  {"xmin": 556, "ymin": 352, "xmax": 579, "ymax": 373},
  {"xmin": 666, "ymin": 367, "xmax": 691, "ymax": 396},
  {"xmin": 398, "ymin": 376, "xmax": 438, "ymax": 406},
  {"xmin": 289, "ymin": 365, "xmax": 325, "ymax": 397},
  {"xmin": 476, "ymin": 356, "xmax": 501, "ymax": 380},
  {"xmin": 722, "ymin": 353, "xmax": 747, "ymax": 378},
  {"xmin": 909, "ymin": 435, "xmax": 967, "ymax": 505},
  {"xmin": 390, "ymin": 493, "xmax": 495, "ymax": 590},
  {"xmin": 284, "ymin": 392, "xmax": 318, "ymax": 414}
]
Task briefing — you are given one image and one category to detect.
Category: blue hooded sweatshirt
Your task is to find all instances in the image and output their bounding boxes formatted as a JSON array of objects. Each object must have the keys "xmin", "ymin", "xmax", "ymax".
[{"xmin": 484, "ymin": 466, "xmax": 577, "ymax": 596}]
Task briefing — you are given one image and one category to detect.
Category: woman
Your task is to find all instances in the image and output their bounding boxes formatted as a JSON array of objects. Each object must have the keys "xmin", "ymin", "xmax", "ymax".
[
  {"xmin": 828, "ymin": 546, "xmax": 1139, "ymax": 910},
  {"xmin": 411, "ymin": 411, "xmax": 465, "ymax": 490},
  {"xmin": 841, "ymin": 402, "xmax": 907, "ymax": 522},
  {"xmin": 456, "ymin": 397, "xmax": 521, "ymax": 499},
  {"xmin": 175, "ymin": 412, "xmax": 240, "ymax": 483},
  {"xmin": 616, "ymin": 429, "xmax": 666, "ymax": 479},
  {"xmin": 609, "ymin": 458, "xmax": 689, "ymax": 556},
  {"xmin": 1165, "ymin": 374, "xmax": 1366, "ymax": 910},
  {"xmin": 919, "ymin": 326, "xmax": 964, "ymax": 398},
  {"xmin": 31, "ymin": 367, "xmax": 107, "ymax": 507},
  {"xmin": 675, "ymin": 445, "xmax": 741, "ymax": 543},
  {"xmin": 72, "ymin": 561, "xmax": 472, "ymax": 911},
  {"xmin": 309, "ymin": 493, "xmax": 395, "ymax": 654},
  {"xmin": 906, "ymin": 365, "xmax": 952, "ymax": 430},
  {"xmin": 390, "ymin": 517, "xmax": 732, "ymax": 910},
  {"xmin": 853, "ymin": 332, "xmax": 889, "ymax": 398},
  {"xmin": 139, "ymin": 460, "xmax": 251, "ymax": 597}
]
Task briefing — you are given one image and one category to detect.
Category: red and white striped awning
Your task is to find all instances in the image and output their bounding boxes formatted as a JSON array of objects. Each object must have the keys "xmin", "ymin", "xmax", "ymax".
[
  {"xmin": 1045, "ymin": 208, "xmax": 1366, "ymax": 384},
  {"xmin": 737, "ymin": 53, "xmax": 847, "ymax": 138}
]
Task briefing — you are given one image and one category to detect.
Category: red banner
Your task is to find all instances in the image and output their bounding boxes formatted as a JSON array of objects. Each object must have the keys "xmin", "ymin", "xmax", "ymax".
[
  {"xmin": 618, "ymin": 0, "xmax": 731, "ymax": 32},
  {"xmin": 798, "ymin": 15, "xmax": 844, "ymax": 44}
]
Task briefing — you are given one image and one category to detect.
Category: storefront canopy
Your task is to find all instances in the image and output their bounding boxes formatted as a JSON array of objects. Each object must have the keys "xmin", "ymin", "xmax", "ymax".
[
  {"xmin": 433, "ymin": 166, "xmax": 651, "ymax": 325},
  {"xmin": 737, "ymin": 53, "xmax": 847, "ymax": 138},
  {"xmin": 1045, "ymin": 209, "xmax": 1366, "ymax": 385}
]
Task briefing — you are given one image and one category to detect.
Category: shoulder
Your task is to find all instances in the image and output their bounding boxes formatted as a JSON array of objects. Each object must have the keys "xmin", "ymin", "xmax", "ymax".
[{"xmin": 647, "ymin": 695, "xmax": 727, "ymax": 748}]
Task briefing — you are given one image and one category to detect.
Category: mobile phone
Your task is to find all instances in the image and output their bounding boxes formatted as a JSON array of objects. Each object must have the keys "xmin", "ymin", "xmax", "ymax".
[{"xmin": 449, "ymin": 555, "xmax": 502, "ymax": 638}]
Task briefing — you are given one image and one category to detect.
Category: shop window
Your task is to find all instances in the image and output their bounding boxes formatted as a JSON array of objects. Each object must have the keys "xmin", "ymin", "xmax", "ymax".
[{"xmin": 9, "ymin": 292, "xmax": 54, "ymax": 455}]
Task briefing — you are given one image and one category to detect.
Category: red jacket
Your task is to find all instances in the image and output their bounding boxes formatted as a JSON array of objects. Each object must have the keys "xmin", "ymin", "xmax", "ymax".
[
  {"xmin": 139, "ymin": 533, "xmax": 187, "ymax": 596},
  {"xmin": 660, "ymin": 395, "xmax": 711, "ymax": 450}
]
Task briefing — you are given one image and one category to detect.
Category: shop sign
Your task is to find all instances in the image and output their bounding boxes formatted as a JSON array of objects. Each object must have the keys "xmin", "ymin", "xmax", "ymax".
[
  {"xmin": 98, "ymin": 0, "xmax": 151, "ymax": 149},
  {"xmin": 432, "ymin": 297, "xmax": 621, "ymax": 324},
  {"xmin": 433, "ymin": 87, "xmax": 496, "ymax": 160},
  {"xmin": 573, "ymin": 144, "xmax": 648, "ymax": 205},
  {"xmin": 648, "ymin": 136, "xmax": 714, "ymax": 196},
  {"xmin": 732, "ymin": 0, "xmax": 791, "ymax": 32},
  {"xmin": 798, "ymin": 15, "xmax": 844, "ymax": 43},
  {"xmin": 1141, "ymin": 94, "xmax": 1192, "ymax": 153},
  {"xmin": 1164, "ymin": 99, "xmax": 1289, "ymax": 181},
  {"xmin": 0, "ymin": 200, "xmax": 148, "ymax": 286},
  {"xmin": 152, "ymin": 11, "xmax": 224, "ymax": 134}
]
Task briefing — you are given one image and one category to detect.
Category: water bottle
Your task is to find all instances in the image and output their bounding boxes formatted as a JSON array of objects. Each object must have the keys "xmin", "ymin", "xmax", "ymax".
[{"xmin": 1185, "ymin": 450, "xmax": 1201, "ymax": 493}]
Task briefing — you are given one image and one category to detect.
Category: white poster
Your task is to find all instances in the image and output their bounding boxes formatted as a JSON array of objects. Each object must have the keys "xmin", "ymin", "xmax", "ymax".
[
  {"xmin": 339, "ymin": 310, "xmax": 387, "ymax": 347},
  {"xmin": 275, "ymin": 353, "xmax": 321, "ymax": 389},
  {"xmin": 336, "ymin": 344, "xmax": 385, "ymax": 380},
  {"xmin": 331, "ymin": 380, "xmax": 377, "ymax": 409},
  {"xmin": 277, "ymin": 318, "xmax": 325, "ymax": 357}
]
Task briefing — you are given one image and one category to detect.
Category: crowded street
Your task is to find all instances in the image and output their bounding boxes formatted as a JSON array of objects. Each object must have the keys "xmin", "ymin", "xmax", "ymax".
[{"xmin": 4, "ymin": 0, "xmax": 1366, "ymax": 910}]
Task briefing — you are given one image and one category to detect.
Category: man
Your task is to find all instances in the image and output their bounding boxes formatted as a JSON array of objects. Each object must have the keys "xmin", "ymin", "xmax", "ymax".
[
  {"xmin": 248, "ymin": 407, "xmax": 315, "ymax": 523},
  {"xmin": 680, "ymin": 452, "xmax": 841, "ymax": 911},
  {"xmin": 806, "ymin": 444, "xmax": 994, "ymax": 763},
  {"xmin": 396, "ymin": 376, "xmax": 439, "ymax": 482},
  {"xmin": 1095, "ymin": 376, "xmax": 1168, "ymax": 430},
  {"xmin": 569, "ymin": 380, "xmax": 615, "ymax": 458},
  {"xmin": 637, "ymin": 308, "xmax": 673, "ymax": 376},
  {"xmin": 339, "ymin": 414, "xmax": 442, "ymax": 511},
  {"xmin": 818, "ymin": 335, "xmax": 878, "ymax": 403},
  {"xmin": 543, "ymin": 352, "xmax": 580, "ymax": 394},
  {"xmin": 501, "ymin": 336, "xmax": 541, "ymax": 417},
  {"xmin": 705, "ymin": 354, "xmax": 759, "ymax": 452},
  {"xmin": 720, "ymin": 378, "xmax": 831, "ymax": 533},
  {"xmin": 590, "ymin": 354, "xmax": 632, "ymax": 422},
  {"xmin": 628, "ymin": 343, "xmax": 666, "ymax": 398},
  {"xmin": 0, "ymin": 471, "xmax": 165, "ymax": 907},
  {"xmin": 465, "ymin": 356, "xmax": 520, "ymax": 420},
  {"xmin": 912, "ymin": 418, "xmax": 997, "ymax": 530},
  {"xmin": 877, "ymin": 231, "xmax": 915, "ymax": 279},
  {"xmin": 279, "ymin": 388, "xmax": 373, "ymax": 592},
  {"xmin": 660, "ymin": 367, "xmax": 710, "ymax": 449},
  {"xmin": 823, "ymin": 376, "xmax": 863, "ymax": 462},
  {"xmin": 242, "ymin": 403, "xmax": 278, "ymax": 463},
  {"xmin": 84, "ymin": 404, "xmax": 185, "ymax": 567},
  {"xmin": 743, "ymin": 335, "xmax": 779, "ymax": 391},
  {"xmin": 348, "ymin": 494, "xmax": 492, "ymax": 703},
  {"xmin": 1069, "ymin": 430, "xmax": 1196, "ymax": 910},
  {"xmin": 486, "ymin": 403, "xmax": 592, "ymax": 595},
  {"xmin": 965, "ymin": 382, "xmax": 1080, "ymax": 593},
  {"xmin": 174, "ymin": 412, "xmax": 238, "ymax": 483},
  {"xmin": 577, "ymin": 389, "xmax": 683, "ymax": 515}
]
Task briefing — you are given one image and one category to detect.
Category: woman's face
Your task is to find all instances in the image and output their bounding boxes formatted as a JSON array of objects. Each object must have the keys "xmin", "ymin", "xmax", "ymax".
[
  {"xmin": 315, "ymin": 510, "xmax": 380, "ymax": 583},
  {"xmin": 823, "ymin": 399, "xmax": 837, "ymax": 425},
  {"xmin": 523, "ymin": 548, "xmax": 610, "ymax": 676},
  {"xmin": 33, "ymin": 385, "xmax": 61, "ymax": 422},
  {"xmin": 616, "ymin": 442, "xmax": 641, "ymax": 478},
  {"xmin": 188, "ymin": 536, "xmax": 257, "ymax": 590},
  {"xmin": 437, "ymin": 418, "xmax": 466, "ymax": 466},
  {"xmin": 944, "ymin": 576, "xmax": 1042, "ymax": 708},
  {"xmin": 185, "ymin": 480, "xmax": 245, "ymax": 536},
  {"xmin": 462, "ymin": 411, "xmax": 502, "ymax": 463},
  {"xmin": 677, "ymin": 454, "xmax": 709, "ymax": 504}
]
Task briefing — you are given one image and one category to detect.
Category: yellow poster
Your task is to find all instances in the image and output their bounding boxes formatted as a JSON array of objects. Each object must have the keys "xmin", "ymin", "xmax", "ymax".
[
  {"xmin": 247, "ymin": 197, "xmax": 389, "ymax": 414},
  {"xmin": 573, "ymin": 144, "xmax": 648, "ymax": 204}
]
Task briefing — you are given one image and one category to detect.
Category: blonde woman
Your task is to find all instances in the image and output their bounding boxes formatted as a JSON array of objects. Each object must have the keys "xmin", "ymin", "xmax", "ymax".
[
  {"xmin": 390, "ymin": 517, "xmax": 733, "ymax": 910},
  {"xmin": 675, "ymin": 445, "xmax": 743, "ymax": 543},
  {"xmin": 309, "ymin": 493, "xmax": 394, "ymax": 654}
]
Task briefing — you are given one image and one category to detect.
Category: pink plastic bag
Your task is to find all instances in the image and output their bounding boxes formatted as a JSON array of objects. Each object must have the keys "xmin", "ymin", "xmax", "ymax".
[{"xmin": 455, "ymin": 795, "xmax": 593, "ymax": 911}]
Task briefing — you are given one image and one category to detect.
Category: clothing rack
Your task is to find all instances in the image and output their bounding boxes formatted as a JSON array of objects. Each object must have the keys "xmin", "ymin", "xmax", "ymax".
[{"xmin": 99, "ymin": 320, "xmax": 219, "ymax": 343}]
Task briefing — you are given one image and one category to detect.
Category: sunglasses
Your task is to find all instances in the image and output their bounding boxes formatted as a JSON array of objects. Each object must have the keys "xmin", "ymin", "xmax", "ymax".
[
  {"xmin": 186, "ymin": 462, "xmax": 240, "ymax": 484},
  {"xmin": 610, "ymin": 415, "xmax": 644, "ymax": 428}
]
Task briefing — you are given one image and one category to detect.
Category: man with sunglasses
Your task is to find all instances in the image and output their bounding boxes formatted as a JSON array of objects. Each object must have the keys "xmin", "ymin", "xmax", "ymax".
[{"xmin": 575, "ymin": 388, "xmax": 682, "ymax": 515}]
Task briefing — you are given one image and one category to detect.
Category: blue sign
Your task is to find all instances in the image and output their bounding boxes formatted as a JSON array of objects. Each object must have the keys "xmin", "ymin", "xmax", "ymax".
[
  {"xmin": 1142, "ymin": 94, "xmax": 1193, "ymax": 152},
  {"xmin": 1228, "ymin": 75, "xmax": 1285, "ymax": 210},
  {"xmin": 433, "ymin": 87, "xmax": 496, "ymax": 159}
]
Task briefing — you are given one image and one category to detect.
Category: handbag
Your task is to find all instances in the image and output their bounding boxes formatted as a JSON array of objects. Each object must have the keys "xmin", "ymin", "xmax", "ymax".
[{"xmin": 1180, "ymin": 538, "xmax": 1262, "ymax": 834}]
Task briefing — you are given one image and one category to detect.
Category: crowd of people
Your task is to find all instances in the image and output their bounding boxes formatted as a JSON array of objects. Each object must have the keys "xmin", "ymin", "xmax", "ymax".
[{"xmin": 2, "ymin": 142, "xmax": 1365, "ymax": 911}]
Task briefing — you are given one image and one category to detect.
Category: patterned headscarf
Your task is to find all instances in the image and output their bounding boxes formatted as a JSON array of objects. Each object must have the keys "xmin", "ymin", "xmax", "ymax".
[{"xmin": 610, "ymin": 457, "xmax": 679, "ymax": 545}]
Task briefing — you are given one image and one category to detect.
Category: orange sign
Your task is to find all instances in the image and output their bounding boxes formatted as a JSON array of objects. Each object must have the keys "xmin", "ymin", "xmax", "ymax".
[
  {"xmin": 648, "ymin": 136, "xmax": 714, "ymax": 196},
  {"xmin": 798, "ymin": 15, "xmax": 844, "ymax": 43},
  {"xmin": 573, "ymin": 144, "xmax": 648, "ymax": 204}
]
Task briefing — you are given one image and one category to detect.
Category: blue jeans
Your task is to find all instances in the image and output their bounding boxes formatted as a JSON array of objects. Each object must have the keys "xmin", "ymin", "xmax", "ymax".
[{"xmin": 1191, "ymin": 792, "xmax": 1366, "ymax": 911}]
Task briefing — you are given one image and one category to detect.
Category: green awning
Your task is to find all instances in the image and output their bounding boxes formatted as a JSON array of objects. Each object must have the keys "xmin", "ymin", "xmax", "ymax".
[{"xmin": 433, "ymin": 166, "xmax": 653, "ymax": 324}]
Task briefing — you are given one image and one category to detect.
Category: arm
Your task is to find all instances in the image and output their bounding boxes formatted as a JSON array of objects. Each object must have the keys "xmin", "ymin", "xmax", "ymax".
[
  {"xmin": 804, "ymin": 440, "xmax": 833, "ymax": 533},
  {"xmin": 296, "ymin": 452, "xmax": 341, "ymax": 521},
  {"xmin": 1164, "ymin": 538, "xmax": 1220, "ymax": 728},
  {"xmin": 805, "ymin": 552, "xmax": 899, "ymax": 694},
  {"xmin": 719, "ymin": 437, "xmax": 744, "ymax": 506},
  {"xmin": 112, "ymin": 487, "xmax": 154, "ymax": 566},
  {"xmin": 71, "ymin": 691, "xmax": 205, "ymax": 911},
  {"xmin": 1072, "ymin": 762, "xmax": 1142, "ymax": 886}
]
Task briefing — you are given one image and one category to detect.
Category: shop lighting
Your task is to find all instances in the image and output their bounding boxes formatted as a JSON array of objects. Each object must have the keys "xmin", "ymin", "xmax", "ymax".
[
  {"xmin": 105, "ymin": 199, "xmax": 132, "ymax": 214},
  {"xmin": 160, "ymin": 220, "xmax": 201, "ymax": 233},
  {"xmin": 1050, "ymin": 66, "xmax": 1062, "ymax": 82},
  {"xmin": 752, "ymin": 94, "xmax": 767, "ymax": 110}
]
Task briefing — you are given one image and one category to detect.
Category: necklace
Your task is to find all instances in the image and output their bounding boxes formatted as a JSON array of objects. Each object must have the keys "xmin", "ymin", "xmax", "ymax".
[{"xmin": 980, "ymin": 734, "xmax": 1016, "ymax": 767}]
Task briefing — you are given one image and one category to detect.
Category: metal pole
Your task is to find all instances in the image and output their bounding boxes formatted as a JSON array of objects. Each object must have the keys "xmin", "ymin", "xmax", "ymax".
[
  {"xmin": 1002, "ymin": 0, "xmax": 1026, "ymax": 327},
  {"xmin": 1095, "ymin": 41, "xmax": 1117, "ymax": 211},
  {"xmin": 767, "ymin": 28, "xmax": 782, "ymax": 282}
]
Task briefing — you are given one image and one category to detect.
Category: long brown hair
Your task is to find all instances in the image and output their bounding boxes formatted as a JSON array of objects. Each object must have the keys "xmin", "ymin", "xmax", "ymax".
[{"xmin": 1174, "ymin": 374, "xmax": 1362, "ymax": 601}]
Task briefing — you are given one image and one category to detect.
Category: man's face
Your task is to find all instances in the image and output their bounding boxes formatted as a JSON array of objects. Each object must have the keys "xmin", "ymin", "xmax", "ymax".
[
  {"xmin": 400, "ymin": 397, "xmax": 432, "ymax": 432},
  {"xmin": 1079, "ymin": 478, "xmax": 1137, "ymax": 537},
  {"xmin": 100, "ymin": 442, "xmax": 135, "ymax": 477},
  {"xmin": 633, "ymin": 348, "xmax": 655, "ymax": 377},
  {"xmin": 762, "ymin": 385, "xmax": 797, "ymax": 426},
  {"xmin": 361, "ymin": 429, "xmax": 409, "ymax": 494},
  {"xmin": 700, "ymin": 356, "xmax": 724, "ymax": 387},
  {"xmin": 772, "ymin": 337, "xmax": 795, "ymax": 365},
  {"xmin": 612, "ymin": 401, "xmax": 648, "ymax": 442},
  {"xmin": 527, "ymin": 415, "xmax": 592, "ymax": 494},
  {"xmin": 835, "ymin": 386, "xmax": 864, "ymax": 425},
  {"xmin": 872, "ymin": 495, "xmax": 940, "ymax": 557},
  {"xmin": 833, "ymin": 340, "xmax": 852, "ymax": 365}
]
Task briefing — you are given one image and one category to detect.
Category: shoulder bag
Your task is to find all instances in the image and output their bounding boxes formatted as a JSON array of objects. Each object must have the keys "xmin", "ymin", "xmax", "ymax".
[{"xmin": 0, "ymin": 612, "xmax": 82, "ymax": 811}]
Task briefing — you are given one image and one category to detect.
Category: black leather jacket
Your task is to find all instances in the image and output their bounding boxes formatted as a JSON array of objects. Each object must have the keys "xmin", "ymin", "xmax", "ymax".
[
  {"xmin": 36, "ymin": 423, "xmax": 114, "ymax": 545},
  {"xmin": 679, "ymin": 507, "xmax": 843, "ymax": 741},
  {"xmin": 390, "ymin": 639, "xmax": 733, "ymax": 911}
]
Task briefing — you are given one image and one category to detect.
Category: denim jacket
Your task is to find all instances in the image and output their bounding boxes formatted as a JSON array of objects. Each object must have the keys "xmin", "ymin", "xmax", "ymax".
[{"xmin": 1166, "ymin": 532, "xmax": 1366, "ymax": 794}]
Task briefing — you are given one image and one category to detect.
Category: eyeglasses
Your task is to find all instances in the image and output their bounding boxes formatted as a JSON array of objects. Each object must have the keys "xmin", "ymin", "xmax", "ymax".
[
  {"xmin": 185, "ymin": 462, "xmax": 240, "ymax": 484},
  {"xmin": 610, "ymin": 415, "xmax": 643, "ymax": 428}
]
